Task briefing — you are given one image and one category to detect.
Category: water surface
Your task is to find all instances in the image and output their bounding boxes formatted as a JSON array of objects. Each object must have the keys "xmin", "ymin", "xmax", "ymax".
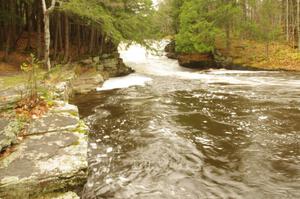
[{"xmin": 73, "ymin": 45, "xmax": 300, "ymax": 199}]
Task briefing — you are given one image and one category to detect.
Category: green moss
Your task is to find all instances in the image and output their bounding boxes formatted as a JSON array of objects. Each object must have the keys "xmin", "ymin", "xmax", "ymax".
[
  {"xmin": 1, "ymin": 74, "xmax": 27, "ymax": 88},
  {"xmin": 73, "ymin": 120, "xmax": 89, "ymax": 135}
]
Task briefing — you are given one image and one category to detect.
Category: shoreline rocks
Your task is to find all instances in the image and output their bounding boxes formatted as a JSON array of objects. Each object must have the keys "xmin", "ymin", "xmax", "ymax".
[
  {"xmin": 0, "ymin": 102, "xmax": 88, "ymax": 199},
  {"xmin": 164, "ymin": 41, "xmax": 219, "ymax": 69},
  {"xmin": 164, "ymin": 40, "xmax": 266, "ymax": 71},
  {"xmin": 0, "ymin": 51, "xmax": 134, "ymax": 198},
  {"xmin": 177, "ymin": 53, "xmax": 219, "ymax": 69},
  {"xmin": 72, "ymin": 54, "xmax": 133, "ymax": 95}
]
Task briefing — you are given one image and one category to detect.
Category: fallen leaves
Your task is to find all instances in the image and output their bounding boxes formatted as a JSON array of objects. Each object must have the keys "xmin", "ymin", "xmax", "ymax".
[{"xmin": 15, "ymin": 97, "xmax": 49, "ymax": 119}]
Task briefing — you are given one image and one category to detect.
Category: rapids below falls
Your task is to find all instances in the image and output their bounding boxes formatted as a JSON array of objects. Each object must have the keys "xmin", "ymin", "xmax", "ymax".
[{"xmin": 72, "ymin": 43, "xmax": 300, "ymax": 199}]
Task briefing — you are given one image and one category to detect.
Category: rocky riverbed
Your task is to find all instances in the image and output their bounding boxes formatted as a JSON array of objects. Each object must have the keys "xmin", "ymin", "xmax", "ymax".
[{"xmin": 0, "ymin": 53, "xmax": 133, "ymax": 198}]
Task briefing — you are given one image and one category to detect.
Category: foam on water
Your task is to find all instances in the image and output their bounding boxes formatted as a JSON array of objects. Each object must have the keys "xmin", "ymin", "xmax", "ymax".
[
  {"xmin": 97, "ymin": 74, "xmax": 152, "ymax": 91},
  {"xmin": 96, "ymin": 42, "xmax": 300, "ymax": 91}
]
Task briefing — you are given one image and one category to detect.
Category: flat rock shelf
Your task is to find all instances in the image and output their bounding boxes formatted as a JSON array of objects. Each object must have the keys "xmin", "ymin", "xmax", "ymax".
[{"xmin": 0, "ymin": 102, "xmax": 88, "ymax": 199}]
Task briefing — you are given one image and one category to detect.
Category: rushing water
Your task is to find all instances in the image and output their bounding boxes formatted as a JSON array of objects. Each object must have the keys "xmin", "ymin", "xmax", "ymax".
[{"xmin": 72, "ymin": 44, "xmax": 300, "ymax": 199}]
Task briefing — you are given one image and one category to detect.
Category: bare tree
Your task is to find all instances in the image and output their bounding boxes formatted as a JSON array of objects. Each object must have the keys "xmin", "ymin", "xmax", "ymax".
[
  {"xmin": 297, "ymin": 0, "xmax": 300, "ymax": 50},
  {"xmin": 42, "ymin": 0, "xmax": 56, "ymax": 70},
  {"xmin": 286, "ymin": 0, "xmax": 289, "ymax": 42}
]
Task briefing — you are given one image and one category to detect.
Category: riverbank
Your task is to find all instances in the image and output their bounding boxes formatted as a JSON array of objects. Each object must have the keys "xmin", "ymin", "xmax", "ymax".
[
  {"xmin": 0, "ymin": 53, "xmax": 133, "ymax": 198},
  {"xmin": 166, "ymin": 39, "xmax": 300, "ymax": 71},
  {"xmin": 217, "ymin": 39, "xmax": 300, "ymax": 72}
]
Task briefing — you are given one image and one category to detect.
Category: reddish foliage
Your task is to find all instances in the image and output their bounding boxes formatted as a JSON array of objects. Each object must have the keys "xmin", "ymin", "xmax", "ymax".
[{"xmin": 15, "ymin": 97, "xmax": 49, "ymax": 119}]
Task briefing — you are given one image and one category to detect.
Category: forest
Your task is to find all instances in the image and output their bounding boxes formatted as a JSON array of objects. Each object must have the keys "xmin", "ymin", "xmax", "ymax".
[
  {"xmin": 158, "ymin": 0, "xmax": 300, "ymax": 52},
  {"xmin": 0, "ymin": 0, "xmax": 154, "ymax": 70},
  {"xmin": 154, "ymin": 0, "xmax": 300, "ymax": 70}
]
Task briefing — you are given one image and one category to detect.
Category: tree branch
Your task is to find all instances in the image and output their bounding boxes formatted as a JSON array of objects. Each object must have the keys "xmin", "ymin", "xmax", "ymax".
[
  {"xmin": 42, "ymin": 0, "xmax": 56, "ymax": 15},
  {"xmin": 41, "ymin": 0, "xmax": 47, "ymax": 12},
  {"xmin": 48, "ymin": 0, "xmax": 56, "ymax": 13}
]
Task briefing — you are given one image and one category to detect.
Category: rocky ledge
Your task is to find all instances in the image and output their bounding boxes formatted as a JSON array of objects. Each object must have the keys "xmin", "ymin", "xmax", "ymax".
[
  {"xmin": 165, "ymin": 41, "xmax": 263, "ymax": 70},
  {"xmin": 165, "ymin": 41, "xmax": 219, "ymax": 69},
  {"xmin": 0, "ymin": 101, "xmax": 88, "ymax": 199},
  {"xmin": 72, "ymin": 53, "xmax": 134, "ymax": 95},
  {"xmin": 177, "ymin": 53, "xmax": 218, "ymax": 69}
]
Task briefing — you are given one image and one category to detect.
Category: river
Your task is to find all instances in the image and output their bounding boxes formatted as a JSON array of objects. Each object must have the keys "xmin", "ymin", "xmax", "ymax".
[{"xmin": 72, "ymin": 44, "xmax": 300, "ymax": 199}]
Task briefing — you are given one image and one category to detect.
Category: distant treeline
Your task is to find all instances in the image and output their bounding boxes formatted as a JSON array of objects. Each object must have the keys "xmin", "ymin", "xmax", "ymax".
[{"xmin": 155, "ymin": 0, "xmax": 300, "ymax": 54}]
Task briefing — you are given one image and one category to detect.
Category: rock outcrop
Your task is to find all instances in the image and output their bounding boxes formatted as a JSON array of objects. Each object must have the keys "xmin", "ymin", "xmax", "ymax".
[
  {"xmin": 72, "ymin": 52, "xmax": 133, "ymax": 95},
  {"xmin": 165, "ymin": 40, "xmax": 178, "ymax": 59},
  {"xmin": 177, "ymin": 53, "xmax": 219, "ymax": 69},
  {"xmin": 0, "ymin": 102, "xmax": 88, "ymax": 199},
  {"xmin": 164, "ymin": 41, "xmax": 219, "ymax": 69},
  {"xmin": 72, "ymin": 72, "xmax": 105, "ymax": 95}
]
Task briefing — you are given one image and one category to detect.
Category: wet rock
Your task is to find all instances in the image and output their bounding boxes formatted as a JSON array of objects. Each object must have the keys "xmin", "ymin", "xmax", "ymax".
[
  {"xmin": 72, "ymin": 72, "xmax": 104, "ymax": 95},
  {"xmin": 178, "ymin": 53, "xmax": 219, "ymax": 69},
  {"xmin": 102, "ymin": 57, "xmax": 134, "ymax": 77},
  {"xmin": 0, "ymin": 131, "xmax": 87, "ymax": 198},
  {"xmin": 165, "ymin": 40, "xmax": 178, "ymax": 59}
]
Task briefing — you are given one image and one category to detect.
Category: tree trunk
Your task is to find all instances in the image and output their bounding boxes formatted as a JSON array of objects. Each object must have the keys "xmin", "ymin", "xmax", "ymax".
[
  {"xmin": 37, "ymin": 6, "xmax": 42, "ymax": 59},
  {"xmin": 89, "ymin": 28, "xmax": 95, "ymax": 54},
  {"xmin": 297, "ymin": 0, "xmax": 300, "ymax": 50},
  {"xmin": 43, "ymin": 12, "xmax": 51, "ymax": 70},
  {"xmin": 54, "ymin": 14, "xmax": 59, "ymax": 59},
  {"xmin": 286, "ymin": 0, "xmax": 289, "ymax": 42},
  {"xmin": 4, "ymin": 25, "xmax": 11, "ymax": 61},
  {"xmin": 76, "ymin": 24, "xmax": 81, "ymax": 56},
  {"xmin": 64, "ymin": 14, "xmax": 69, "ymax": 62},
  {"xmin": 26, "ymin": 3, "xmax": 33, "ymax": 50},
  {"xmin": 42, "ymin": 0, "xmax": 56, "ymax": 70}
]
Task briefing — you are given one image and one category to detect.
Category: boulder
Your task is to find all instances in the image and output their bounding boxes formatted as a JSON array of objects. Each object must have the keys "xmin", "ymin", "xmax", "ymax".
[
  {"xmin": 115, "ymin": 58, "xmax": 134, "ymax": 76},
  {"xmin": 72, "ymin": 72, "xmax": 104, "ymax": 95},
  {"xmin": 177, "ymin": 53, "xmax": 219, "ymax": 69},
  {"xmin": 102, "ymin": 57, "xmax": 134, "ymax": 77},
  {"xmin": 164, "ymin": 40, "xmax": 178, "ymax": 59}
]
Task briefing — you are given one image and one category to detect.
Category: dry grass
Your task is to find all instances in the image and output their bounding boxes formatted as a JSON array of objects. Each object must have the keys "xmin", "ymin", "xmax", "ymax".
[{"xmin": 217, "ymin": 39, "xmax": 300, "ymax": 71}]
